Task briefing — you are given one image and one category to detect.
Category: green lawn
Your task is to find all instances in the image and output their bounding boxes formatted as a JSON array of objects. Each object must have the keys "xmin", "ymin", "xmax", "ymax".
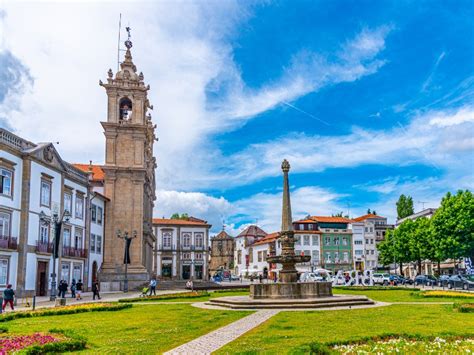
[
  {"xmin": 150, "ymin": 290, "xmax": 249, "ymax": 303},
  {"xmin": 332, "ymin": 287, "xmax": 473, "ymax": 303},
  {"xmin": 4, "ymin": 304, "xmax": 250, "ymax": 353},
  {"xmin": 216, "ymin": 304, "xmax": 474, "ymax": 354}
]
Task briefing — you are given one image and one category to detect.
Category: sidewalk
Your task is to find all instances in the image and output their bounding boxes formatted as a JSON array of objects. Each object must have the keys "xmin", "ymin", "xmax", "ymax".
[{"xmin": 8, "ymin": 289, "xmax": 188, "ymax": 313}]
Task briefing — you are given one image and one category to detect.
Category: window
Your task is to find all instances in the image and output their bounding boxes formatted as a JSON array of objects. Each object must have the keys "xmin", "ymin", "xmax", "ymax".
[
  {"xmin": 312, "ymin": 250, "xmax": 320, "ymax": 264},
  {"xmin": 0, "ymin": 169, "xmax": 13, "ymax": 197},
  {"xmin": 334, "ymin": 252, "xmax": 339, "ymax": 262},
  {"xmin": 162, "ymin": 232, "xmax": 172, "ymax": 248},
  {"xmin": 366, "ymin": 239, "xmax": 369, "ymax": 244},
  {"xmin": 75, "ymin": 195, "xmax": 84, "ymax": 219},
  {"xmin": 0, "ymin": 259, "xmax": 8, "ymax": 285},
  {"xmin": 91, "ymin": 204, "xmax": 97, "ymax": 223},
  {"xmin": 299, "ymin": 224, "xmax": 304, "ymax": 230},
  {"xmin": 90, "ymin": 234, "xmax": 96, "ymax": 253},
  {"xmin": 39, "ymin": 224, "xmax": 49, "ymax": 243},
  {"xmin": 355, "ymin": 250, "xmax": 363, "ymax": 255},
  {"xmin": 0, "ymin": 212, "xmax": 11, "ymax": 237},
  {"xmin": 96, "ymin": 235, "xmax": 102, "ymax": 253},
  {"xmin": 371, "ymin": 250, "xmax": 375, "ymax": 255},
  {"xmin": 366, "ymin": 250, "xmax": 370, "ymax": 255},
  {"xmin": 312, "ymin": 235, "xmax": 319, "ymax": 246},
  {"xmin": 73, "ymin": 264, "xmax": 82, "ymax": 281},
  {"xmin": 355, "ymin": 240, "xmax": 363, "ymax": 245},
  {"xmin": 304, "ymin": 250, "xmax": 311, "ymax": 256},
  {"xmin": 258, "ymin": 251, "xmax": 263, "ymax": 262},
  {"xmin": 303, "ymin": 235, "xmax": 310, "ymax": 246},
  {"xmin": 325, "ymin": 252, "xmax": 331, "ymax": 262},
  {"xmin": 334, "ymin": 237, "xmax": 340, "ymax": 245},
  {"xmin": 371, "ymin": 239, "xmax": 374, "ymax": 244},
  {"xmin": 97, "ymin": 206, "xmax": 103, "ymax": 225},
  {"xmin": 182, "ymin": 233, "xmax": 191, "ymax": 248},
  {"xmin": 63, "ymin": 228, "xmax": 71, "ymax": 247},
  {"xmin": 370, "ymin": 227, "xmax": 373, "ymax": 232},
  {"xmin": 325, "ymin": 229, "xmax": 330, "ymax": 232},
  {"xmin": 40, "ymin": 180, "xmax": 51, "ymax": 207},
  {"xmin": 342, "ymin": 237, "xmax": 348, "ymax": 246},
  {"xmin": 365, "ymin": 227, "xmax": 368, "ymax": 232},
  {"xmin": 74, "ymin": 228, "xmax": 83, "ymax": 249},
  {"xmin": 195, "ymin": 233, "xmax": 204, "ymax": 248},
  {"xmin": 343, "ymin": 252, "xmax": 349, "ymax": 262},
  {"xmin": 237, "ymin": 250, "xmax": 242, "ymax": 264},
  {"xmin": 64, "ymin": 192, "xmax": 72, "ymax": 215},
  {"xmin": 249, "ymin": 248, "xmax": 253, "ymax": 263},
  {"xmin": 182, "ymin": 253, "xmax": 191, "ymax": 260},
  {"xmin": 325, "ymin": 237, "xmax": 331, "ymax": 246},
  {"xmin": 61, "ymin": 263, "xmax": 70, "ymax": 282},
  {"xmin": 195, "ymin": 253, "xmax": 203, "ymax": 260},
  {"xmin": 294, "ymin": 235, "xmax": 301, "ymax": 245},
  {"xmin": 308, "ymin": 224, "xmax": 314, "ymax": 230}
]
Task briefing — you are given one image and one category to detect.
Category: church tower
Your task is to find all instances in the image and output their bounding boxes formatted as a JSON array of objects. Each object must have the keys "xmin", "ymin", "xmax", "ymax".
[{"xmin": 98, "ymin": 32, "xmax": 157, "ymax": 290}]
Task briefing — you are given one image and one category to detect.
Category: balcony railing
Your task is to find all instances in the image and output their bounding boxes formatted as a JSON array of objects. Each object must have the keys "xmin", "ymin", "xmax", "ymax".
[
  {"xmin": 0, "ymin": 236, "xmax": 18, "ymax": 250},
  {"xmin": 62, "ymin": 246, "xmax": 88, "ymax": 258},
  {"xmin": 36, "ymin": 241, "xmax": 53, "ymax": 254}
]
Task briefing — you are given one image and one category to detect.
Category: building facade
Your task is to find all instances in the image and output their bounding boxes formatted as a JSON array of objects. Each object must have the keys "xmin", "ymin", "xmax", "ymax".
[
  {"xmin": 209, "ymin": 230, "xmax": 235, "ymax": 275},
  {"xmin": 293, "ymin": 219, "xmax": 322, "ymax": 272},
  {"xmin": 0, "ymin": 128, "xmax": 105, "ymax": 297},
  {"xmin": 153, "ymin": 217, "xmax": 211, "ymax": 280},
  {"xmin": 233, "ymin": 225, "xmax": 268, "ymax": 277}
]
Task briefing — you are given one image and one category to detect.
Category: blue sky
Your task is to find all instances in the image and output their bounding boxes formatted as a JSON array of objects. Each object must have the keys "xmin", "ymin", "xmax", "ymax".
[{"xmin": 1, "ymin": 1, "xmax": 473, "ymax": 234}]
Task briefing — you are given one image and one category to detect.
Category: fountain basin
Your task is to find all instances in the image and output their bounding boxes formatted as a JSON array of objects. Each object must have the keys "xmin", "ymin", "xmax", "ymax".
[{"xmin": 250, "ymin": 281, "xmax": 332, "ymax": 299}]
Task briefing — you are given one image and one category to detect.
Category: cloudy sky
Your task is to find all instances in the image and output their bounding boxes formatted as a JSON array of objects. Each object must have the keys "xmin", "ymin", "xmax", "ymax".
[{"xmin": 1, "ymin": 1, "xmax": 473, "ymax": 234}]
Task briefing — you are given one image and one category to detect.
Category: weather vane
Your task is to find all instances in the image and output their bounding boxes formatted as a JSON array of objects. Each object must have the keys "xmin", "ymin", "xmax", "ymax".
[{"xmin": 125, "ymin": 26, "xmax": 133, "ymax": 49}]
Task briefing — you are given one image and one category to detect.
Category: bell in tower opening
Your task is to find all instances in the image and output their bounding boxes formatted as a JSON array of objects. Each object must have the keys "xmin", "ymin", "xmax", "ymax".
[{"xmin": 119, "ymin": 97, "xmax": 133, "ymax": 121}]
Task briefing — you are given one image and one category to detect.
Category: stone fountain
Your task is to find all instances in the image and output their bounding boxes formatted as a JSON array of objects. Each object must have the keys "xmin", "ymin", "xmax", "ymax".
[{"xmin": 205, "ymin": 159, "xmax": 374, "ymax": 309}]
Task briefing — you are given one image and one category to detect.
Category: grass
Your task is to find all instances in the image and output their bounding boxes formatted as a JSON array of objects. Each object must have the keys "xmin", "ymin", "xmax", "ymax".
[
  {"xmin": 332, "ymin": 287, "xmax": 473, "ymax": 303},
  {"xmin": 133, "ymin": 290, "xmax": 250, "ymax": 303},
  {"xmin": 216, "ymin": 304, "xmax": 474, "ymax": 354},
  {"xmin": 3, "ymin": 304, "xmax": 250, "ymax": 353}
]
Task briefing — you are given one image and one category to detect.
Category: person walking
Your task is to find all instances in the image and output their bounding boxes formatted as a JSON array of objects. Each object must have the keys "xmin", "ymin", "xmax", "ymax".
[
  {"xmin": 149, "ymin": 278, "xmax": 157, "ymax": 296},
  {"xmin": 59, "ymin": 280, "xmax": 68, "ymax": 298},
  {"xmin": 70, "ymin": 279, "xmax": 76, "ymax": 299},
  {"xmin": 92, "ymin": 281, "xmax": 101, "ymax": 300},
  {"xmin": 75, "ymin": 279, "xmax": 83, "ymax": 300},
  {"xmin": 2, "ymin": 284, "xmax": 15, "ymax": 311}
]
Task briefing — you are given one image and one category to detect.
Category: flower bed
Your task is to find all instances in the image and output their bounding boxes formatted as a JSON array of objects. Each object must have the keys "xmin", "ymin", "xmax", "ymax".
[
  {"xmin": 418, "ymin": 290, "xmax": 474, "ymax": 299},
  {"xmin": 336, "ymin": 286, "xmax": 420, "ymax": 291},
  {"xmin": 0, "ymin": 329, "xmax": 86, "ymax": 354},
  {"xmin": 332, "ymin": 337, "xmax": 474, "ymax": 354},
  {"xmin": 119, "ymin": 291, "xmax": 210, "ymax": 303},
  {"xmin": 0, "ymin": 303, "xmax": 131, "ymax": 323}
]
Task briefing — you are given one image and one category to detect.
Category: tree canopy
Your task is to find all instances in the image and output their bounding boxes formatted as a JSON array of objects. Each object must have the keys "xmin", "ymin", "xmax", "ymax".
[
  {"xmin": 170, "ymin": 213, "xmax": 189, "ymax": 220},
  {"xmin": 396, "ymin": 194, "xmax": 414, "ymax": 219}
]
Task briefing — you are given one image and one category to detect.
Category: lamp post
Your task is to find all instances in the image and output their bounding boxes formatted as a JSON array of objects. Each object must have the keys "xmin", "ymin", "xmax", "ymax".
[
  {"xmin": 39, "ymin": 209, "xmax": 71, "ymax": 301},
  {"xmin": 116, "ymin": 229, "xmax": 137, "ymax": 293}
]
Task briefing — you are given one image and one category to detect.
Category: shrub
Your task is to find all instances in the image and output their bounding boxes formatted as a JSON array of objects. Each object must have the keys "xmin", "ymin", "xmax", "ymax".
[
  {"xmin": 21, "ymin": 329, "xmax": 86, "ymax": 354},
  {"xmin": 454, "ymin": 303, "xmax": 474, "ymax": 313},
  {"xmin": 418, "ymin": 290, "xmax": 474, "ymax": 299},
  {"xmin": 0, "ymin": 303, "xmax": 131, "ymax": 323},
  {"xmin": 119, "ymin": 291, "xmax": 210, "ymax": 303}
]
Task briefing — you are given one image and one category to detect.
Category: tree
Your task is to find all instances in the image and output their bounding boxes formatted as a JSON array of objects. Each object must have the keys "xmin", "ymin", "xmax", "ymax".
[
  {"xmin": 396, "ymin": 194, "xmax": 414, "ymax": 219},
  {"xmin": 408, "ymin": 217, "xmax": 432, "ymax": 274},
  {"xmin": 373, "ymin": 210, "xmax": 377, "ymax": 215},
  {"xmin": 170, "ymin": 213, "xmax": 189, "ymax": 220},
  {"xmin": 378, "ymin": 225, "xmax": 413, "ymax": 275},
  {"xmin": 367, "ymin": 208, "xmax": 371, "ymax": 214},
  {"xmin": 431, "ymin": 190, "xmax": 474, "ymax": 261}
]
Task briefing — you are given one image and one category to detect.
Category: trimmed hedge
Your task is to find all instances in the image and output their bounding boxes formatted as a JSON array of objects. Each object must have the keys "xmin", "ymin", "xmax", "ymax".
[
  {"xmin": 454, "ymin": 303, "xmax": 474, "ymax": 313},
  {"xmin": 0, "ymin": 303, "xmax": 132, "ymax": 323},
  {"xmin": 212, "ymin": 288, "xmax": 249, "ymax": 294},
  {"xmin": 336, "ymin": 286, "xmax": 420, "ymax": 291},
  {"xmin": 119, "ymin": 291, "xmax": 210, "ymax": 303},
  {"xmin": 20, "ymin": 329, "xmax": 86, "ymax": 354},
  {"xmin": 295, "ymin": 333, "xmax": 474, "ymax": 354},
  {"xmin": 416, "ymin": 290, "xmax": 474, "ymax": 299}
]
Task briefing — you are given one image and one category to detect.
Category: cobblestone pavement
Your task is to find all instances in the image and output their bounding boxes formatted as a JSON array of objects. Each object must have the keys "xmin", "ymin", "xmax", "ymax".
[{"xmin": 164, "ymin": 310, "xmax": 280, "ymax": 355}]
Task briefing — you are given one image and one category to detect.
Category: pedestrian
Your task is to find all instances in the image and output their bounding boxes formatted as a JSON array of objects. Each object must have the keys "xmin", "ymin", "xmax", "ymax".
[
  {"xmin": 92, "ymin": 281, "xmax": 101, "ymax": 300},
  {"xmin": 259, "ymin": 274, "xmax": 263, "ymax": 283},
  {"xmin": 149, "ymin": 278, "xmax": 157, "ymax": 296},
  {"xmin": 70, "ymin": 279, "xmax": 76, "ymax": 299},
  {"xmin": 59, "ymin": 280, "xmax": 68, "ymax": 298},
  {"xmin": 2, "ymin": 284, "xmax": 15, "ymax": 311},
  {"xmin": 273, "ymin": 273, "xmax": 278, "ymax": 283},
  {"xmin": 75, "ymin": 279, "xmax": 83, "ymax": 300}
]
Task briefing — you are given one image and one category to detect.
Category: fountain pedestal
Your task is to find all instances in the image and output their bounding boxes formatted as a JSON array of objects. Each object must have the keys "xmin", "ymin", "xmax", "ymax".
[{"xmin": 250, "ymin": 281, "xmax": 332, "ymax": 299}]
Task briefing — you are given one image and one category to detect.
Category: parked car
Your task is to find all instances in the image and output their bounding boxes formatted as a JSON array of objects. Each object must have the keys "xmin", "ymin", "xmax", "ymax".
[
  {"xmin": 389, "ymin": 275, "xmax": 409, "ymax": 285},
  {"xmin": 414, "ymin": 274, "xmax": 437, "ymax": 286},
  {"xmin": 447, "ymin": 275, "xmax": 474, "ymax": 290},
  {"xmin": 372, "ymin": 273, "xmax": 391, "ymax": 285},
  {"xmin": 300, "ymin": 272, "xmax": 324, "ymax": 283},
  {"xmin": 437, "ymin": 275, "xmax": 451, "ymax": 287}
]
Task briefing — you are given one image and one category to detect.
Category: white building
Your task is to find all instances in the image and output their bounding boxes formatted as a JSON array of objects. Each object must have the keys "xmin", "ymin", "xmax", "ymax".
[
  {"xmin": 233, "ymin": 225, "xmax": 268, "ymax": 278},
  {"xmin": 0, "ymin": 129, "xmax": 107, "ymax": 297},
  {"xmin": 153, "ymin": 217, "xmax": 211, "ymax": 280},
  {"xmin": 350, "ymin": 222, "xmax": 366, "ymax": 270}
]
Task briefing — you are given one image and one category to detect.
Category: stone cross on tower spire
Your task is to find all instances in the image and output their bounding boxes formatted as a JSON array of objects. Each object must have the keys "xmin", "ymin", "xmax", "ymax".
[{"xmin": 281, "ymin": 159, "xmax": 293, "ymax": 232}]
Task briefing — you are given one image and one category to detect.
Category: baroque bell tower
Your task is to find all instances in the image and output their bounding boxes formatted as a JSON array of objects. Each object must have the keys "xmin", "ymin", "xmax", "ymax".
[{"xmin": 98, "ymin": 30, "xmax": 157, "ymax": 290}]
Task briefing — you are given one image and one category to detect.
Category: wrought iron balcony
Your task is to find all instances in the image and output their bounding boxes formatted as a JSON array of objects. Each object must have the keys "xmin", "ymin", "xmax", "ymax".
[
  {"xmin": 0, "ymin": 235, "xmax": 18, "ymax": 250},
  {"xmin": 62, "ymin": 246, "xmax": 88, "ymax": 258},
  {"xmin": 36, "ymin": 240, "xmax": 53, "ymax": 254}
]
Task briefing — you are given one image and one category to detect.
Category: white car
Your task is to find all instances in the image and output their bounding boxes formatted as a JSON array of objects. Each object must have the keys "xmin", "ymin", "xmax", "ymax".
[
  {"xmin": 372, "ymin": 273, "xmax": 391, "ymax": 285},
  {"xmin": 299, "ymin": 272, "xmax": 324, "ymax": 282}
]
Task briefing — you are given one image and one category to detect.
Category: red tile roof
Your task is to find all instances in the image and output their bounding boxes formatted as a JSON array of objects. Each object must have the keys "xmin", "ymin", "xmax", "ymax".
[
  {"xmin": 310, "ymin": 216, "xmax": 353, "ymax": 223},
  {"xmin": 73, "ymin": 164, "xmax": 105, "ymax": 181},
  {"xmin": 236, "ymin": 225, "xmax": 268, "ymax": 238},
  {"xmin": 252, "ymin": 232, "xmax": 279, "ymax": 246},
  {"xmin": 213, "ymin": 230, "xmax": 233, "ymax": 239},
  {"xmin": 352, "ymin": 214, "xmax": 385, "ymax": 222},
  {"xmin": 294, "ymin": 219, "xmax": 316, "ymax": 223},
  {"xmin": 153, "ymin": 217, "xmax": 210, "ymax": 227}
]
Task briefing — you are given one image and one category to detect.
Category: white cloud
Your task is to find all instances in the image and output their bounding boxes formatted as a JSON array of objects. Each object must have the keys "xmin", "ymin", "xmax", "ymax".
[{"xmin": 429, "ymin": 106, "xmax": 474, "ymax": 127}]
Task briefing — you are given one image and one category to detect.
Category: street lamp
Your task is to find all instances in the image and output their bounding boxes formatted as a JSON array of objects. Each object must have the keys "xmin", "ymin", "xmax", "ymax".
[
  {"xmin": 39, "ymin": 209, "xmax": 71, "ymax": 301},
  {"xmin": 116, "ymin": 229, "xmax": 137, "ymax": 293}
]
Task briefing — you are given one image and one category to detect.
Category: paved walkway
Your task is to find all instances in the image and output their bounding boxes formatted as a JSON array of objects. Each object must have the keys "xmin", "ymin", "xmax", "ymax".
[{"xmin": 164, "ymin": 310, "xmax": 279, "ymax": 355}]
